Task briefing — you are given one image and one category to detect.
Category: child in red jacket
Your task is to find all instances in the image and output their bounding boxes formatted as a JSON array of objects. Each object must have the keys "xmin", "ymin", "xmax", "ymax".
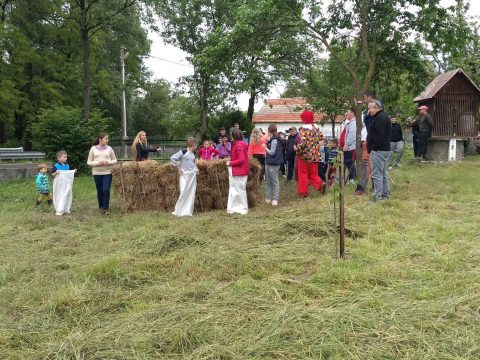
[
  {"xmin": 198, "ymin": 140, "xmax": 219, "ymax": 160},
  {"xmin": 226, "ymin": 129, "xmax": 249, "ymax": 214}
]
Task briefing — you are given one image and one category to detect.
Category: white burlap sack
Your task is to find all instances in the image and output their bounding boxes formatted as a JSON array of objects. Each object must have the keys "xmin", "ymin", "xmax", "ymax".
[
  {"xmin": 227, "ymin": 167, "xmax": 248, "ymax": 215},
  {"xmin": 172, "ymin": 169, "xmax": 197, "ymax": 217},
  {"xmin": 53, "ymin": 170, "xmax": 75, "ymax": 215}
]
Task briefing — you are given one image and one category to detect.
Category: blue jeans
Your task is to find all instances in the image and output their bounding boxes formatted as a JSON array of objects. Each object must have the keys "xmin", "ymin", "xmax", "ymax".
[
  {"xmin": 370, "ymin": 151, "xmax": 391, "ymax": 200},
  {"xmin": 344, "ymin": 150, "xmax": 356, "ymax": 180},
  {"xmin": 93, "ymin": 174, "xmax": 112, "ymax": 209}
]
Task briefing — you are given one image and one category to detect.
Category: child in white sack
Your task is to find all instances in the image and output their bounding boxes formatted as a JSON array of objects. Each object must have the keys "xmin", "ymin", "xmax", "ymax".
[
  {"xmin": 170, "ymin": 137, "xmax": 198, "ymax": 217},
  {"xmin": 52, "ymin": 150, "xmax": 77, "ymax": 216}
]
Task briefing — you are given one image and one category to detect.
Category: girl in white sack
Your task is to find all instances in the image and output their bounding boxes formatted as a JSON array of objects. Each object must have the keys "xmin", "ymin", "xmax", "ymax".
[
  {"xmin": 226, "ymin": 129, "xmax": 249, "ymax": 215},
  {"xmin": 170, "ymin": 137, "xmax": 198, "ymax": 217}
]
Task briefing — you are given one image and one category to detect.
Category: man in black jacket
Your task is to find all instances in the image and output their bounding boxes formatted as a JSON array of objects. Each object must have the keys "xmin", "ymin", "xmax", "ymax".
[
  {"xmin": 366, "ymin": 100, "xmax": 392, "ymax": 201},
  {"xmin": 389, "ymin": 116, "xmax": 404, "ymax": 168},
  {"xmin": 417, "ymin": 105, "xmax": 433, "ymax": 160},
  {"xmin": 286, "ymin": 127, "xmax": 298, "ymax": 181}
]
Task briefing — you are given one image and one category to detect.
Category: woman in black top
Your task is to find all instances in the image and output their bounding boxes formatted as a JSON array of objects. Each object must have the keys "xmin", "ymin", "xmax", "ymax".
[{"xmin": 131, "ymin": 131, "xmax": 162, "ymax": 161}]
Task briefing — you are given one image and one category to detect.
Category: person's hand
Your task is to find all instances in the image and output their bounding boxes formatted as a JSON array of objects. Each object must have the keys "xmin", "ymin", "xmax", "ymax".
[
  {"xmin": 178, "ymin": 168, "xmax": 183, "ymax": 175},
  {"xmin": 262, "ymin": 143, "xmax": 267, "ymax": 149},
  {"xmin": 74, "ymin": 169, "xmax": 77, "ymax": 173},
  {"xmin": 226, "ymin": 161, "xmax": 230, "ymax": 167},
  {"xmin": 293, "ymin": 145, "xmax": 297, "ymax": 151},
  {"xmin": 156, "ymin": 148, "xmax": 162, "ymax": 152},
  {"xmin": 343, "ymin": 145, "xmax": 348, "ymax": 151}
]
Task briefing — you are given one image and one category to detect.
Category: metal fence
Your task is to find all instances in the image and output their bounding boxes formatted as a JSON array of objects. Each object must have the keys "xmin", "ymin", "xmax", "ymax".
[{"xmin": 110, "ymin": 140, "xmax": 186, "ymax": 161}]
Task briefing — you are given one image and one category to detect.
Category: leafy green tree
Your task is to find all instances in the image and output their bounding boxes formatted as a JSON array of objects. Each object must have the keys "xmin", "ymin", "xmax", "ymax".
[
  {"xmin": 32, "ymin": 106, "xmax": 110, "ymax": 173},
  {"xmin": 130, "ymin": 79, "xmax": 171, "ymax": 136}
]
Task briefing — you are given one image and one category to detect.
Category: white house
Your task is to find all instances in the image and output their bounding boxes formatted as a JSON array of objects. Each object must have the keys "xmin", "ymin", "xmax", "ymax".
[{"xmin": 252, "ymin": 97, "xmax": 344, "ymax": 138}]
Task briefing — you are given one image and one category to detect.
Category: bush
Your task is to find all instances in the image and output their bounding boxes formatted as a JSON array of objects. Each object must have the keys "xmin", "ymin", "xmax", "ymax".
[{"xmin": 32, "ymin": 107, "xmax": 110, "ymax": 173}]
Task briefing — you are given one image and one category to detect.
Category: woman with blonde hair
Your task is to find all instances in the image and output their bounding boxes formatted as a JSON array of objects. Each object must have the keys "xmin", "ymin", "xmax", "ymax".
[{"xmin": 131, "ymin": 131, "xmax": 162, "ymax": 162}]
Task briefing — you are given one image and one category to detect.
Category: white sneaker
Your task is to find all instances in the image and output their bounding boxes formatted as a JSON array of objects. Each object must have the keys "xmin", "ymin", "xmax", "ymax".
[
  {"xmin": 55, "ymin": 212, "xmax": 63, "ymax": 216},
  {"xmin": 265, "ymin": 198, "xmax": 271, "ymax": 204},
  {"xmin": 271, "ymin": 200, "xmax": 278, "ymax": 206}
]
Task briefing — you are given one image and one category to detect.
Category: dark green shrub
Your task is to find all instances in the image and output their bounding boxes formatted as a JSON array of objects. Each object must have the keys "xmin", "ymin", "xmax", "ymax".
[{"xmin": 32, "ymin": 107, "xmax": 111, "ymax": 173}]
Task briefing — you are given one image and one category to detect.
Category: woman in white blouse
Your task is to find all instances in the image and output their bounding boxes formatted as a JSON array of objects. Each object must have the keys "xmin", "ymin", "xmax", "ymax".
[{"xmin": 87, "ymin": 133, "xmax": 117, "ymax": 215}]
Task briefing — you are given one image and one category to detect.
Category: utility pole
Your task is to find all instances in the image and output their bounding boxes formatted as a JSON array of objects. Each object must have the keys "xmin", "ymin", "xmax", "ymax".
[{"xmin": 120, "ymin": 46, "xmax": 129, "ymax": 159}]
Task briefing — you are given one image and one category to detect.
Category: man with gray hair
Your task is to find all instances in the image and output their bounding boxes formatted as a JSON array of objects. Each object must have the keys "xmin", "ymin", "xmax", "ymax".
[{"xmin": 366, "ymin": 100, "xmax": 392, "ymax": 201}]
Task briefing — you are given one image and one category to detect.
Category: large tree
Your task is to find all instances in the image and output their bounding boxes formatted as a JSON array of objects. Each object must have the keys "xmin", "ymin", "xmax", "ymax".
[{"xmin": 299, "ymin": 0, "xmax": 455, "ymax": 174}]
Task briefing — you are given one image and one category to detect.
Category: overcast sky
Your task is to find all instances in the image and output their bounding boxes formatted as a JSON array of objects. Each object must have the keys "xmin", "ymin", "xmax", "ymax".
[{"xmin": 143, "ymin": 1, "xmax": 480, "ymax": 111}]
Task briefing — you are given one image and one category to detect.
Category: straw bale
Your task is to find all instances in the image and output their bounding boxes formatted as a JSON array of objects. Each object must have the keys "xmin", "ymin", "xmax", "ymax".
[{"xmin": 112, "ymin": 158, "xmax": 262, "ymax": 213}]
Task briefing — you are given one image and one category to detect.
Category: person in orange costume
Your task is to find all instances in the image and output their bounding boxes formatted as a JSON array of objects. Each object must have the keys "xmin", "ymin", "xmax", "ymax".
[{"xmin": 295, "ymin": 110, "xmax": 326, "ymax": 197}]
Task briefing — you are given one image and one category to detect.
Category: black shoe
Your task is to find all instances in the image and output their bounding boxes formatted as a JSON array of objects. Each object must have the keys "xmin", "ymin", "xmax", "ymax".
[
  {"xmin": 35, "ymin": 201, "xmax": 41, "ymax": 208},
  {"xmin": 47, "ymin": 200, "xmax": 53, "ymax": 206}
]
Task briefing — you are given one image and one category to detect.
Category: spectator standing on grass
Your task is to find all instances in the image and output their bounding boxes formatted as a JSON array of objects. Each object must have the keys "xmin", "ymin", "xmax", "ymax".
[
  {"xmin": 285, "ymin": 127, "xmax": 298, "ymax": 182},
  {"xmin": 216, "ymin": 136, "xmax": 231, "ymax": 159},
  {"xmin": 342, "ymin": 107, "xmax": 357, "ymax": 182},
  {"xmin": 389, "ymin": 116, "xmax": 404, "ymax": 168},
  {"xmin": 131, "ymin": 131, "xmax": 162, "ymax": 162},
  {"xmin": 226, "ymin": 129, "xmax": 249, "ymax": 215},
  {"xmin": 170, "ymin": 137, "xmax": 198, "ymax": 217},
  {"xmin": 213, "ymin": 127, "xmax": 230, "ymax": 145},
  {"xmin": 198, "ymin": 140, "xmax": 219, "ymax": 160},
  {"xmin": 318, "ymin": 139, "xmax": 329, "ymax": 182},
  {"xmin": 278, "ymin": 132, "xmax": 287, "ymax": 177},
  {"xmin": 354, "ymin": 123, "xmax": 370, "ymax": 196},
  {"xmin": 248, "ymin": 128, "xmax": 266, "ymax": 180},
  {"xmin": 326, "ymin": 138, "xmax": 339, "ymax": 188},
  {"xmin": 417, "ymin": 105, "xmax": 433, "ymax": 160},
  {"xmin": 295, "ymin": 110, "xmax": 326, "ymax": 198},
  {"xmin": 87, "ymin": 133, "xmax": 117, "ymax": 215},
  {"xmin": 366, "ymin": 100, "xmax": 392, "ymax": 202},
  {"xmin": 262, "ymin": 124, "xmax": 283, "ymax": 206}
]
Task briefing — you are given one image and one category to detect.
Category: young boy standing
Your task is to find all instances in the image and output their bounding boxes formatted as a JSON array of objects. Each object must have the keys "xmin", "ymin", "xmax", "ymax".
[
  {"xmin": 170, "ymin": 137, "xmax": 198, "ymax": 217},
  {"xmin": 35, "ymin": 163, "xmax": 52, "ymax": 207},
  {"xmin": 52, "ymin": 150, "xmax": 76, "ymax": 216}
]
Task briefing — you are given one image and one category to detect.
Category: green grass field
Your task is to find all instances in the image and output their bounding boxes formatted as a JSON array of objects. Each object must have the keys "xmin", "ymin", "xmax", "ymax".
[{"xmin": 1, "ymin": 157, "xmax": 479, "ymax": 359}]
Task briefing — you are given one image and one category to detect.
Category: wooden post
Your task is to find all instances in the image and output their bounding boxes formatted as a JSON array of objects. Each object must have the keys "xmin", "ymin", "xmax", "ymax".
[
  {"xmin": 119, "ymin": 161, "xmax": 127, "ymax": 214},
  {"xmin": 339, "ymin": 151, "xmax": 345, "ymax": 258}
]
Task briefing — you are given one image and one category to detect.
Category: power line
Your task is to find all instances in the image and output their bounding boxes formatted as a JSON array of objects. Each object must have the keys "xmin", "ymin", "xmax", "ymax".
[{"xmin": 145, "ymin": 54, "xmax": 193, "ymax": 68}]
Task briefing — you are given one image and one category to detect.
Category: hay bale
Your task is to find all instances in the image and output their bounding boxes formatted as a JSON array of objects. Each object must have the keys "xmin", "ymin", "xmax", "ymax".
[{"xmin": 112, "ymin": 158, "xmax": 262, "ymax": 213}]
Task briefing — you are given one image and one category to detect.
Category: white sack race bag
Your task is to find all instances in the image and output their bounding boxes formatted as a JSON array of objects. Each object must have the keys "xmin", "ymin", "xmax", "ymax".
[
  {"xmin": 53, "ymin": 170, "xmax": 75, "ymax": 215},
  {"xmin": 227, "ymin": 167, "xmax": 248, "ymax": 215},
  {"xmin": 172, "ymin": 169, "xmax": 197, "ymax": 217}
]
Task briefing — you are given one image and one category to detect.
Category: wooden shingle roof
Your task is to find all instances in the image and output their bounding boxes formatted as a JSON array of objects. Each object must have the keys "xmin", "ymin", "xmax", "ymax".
[{"xmin": 413, "ymin": 68, "xmax": 480, "ymax": 102}]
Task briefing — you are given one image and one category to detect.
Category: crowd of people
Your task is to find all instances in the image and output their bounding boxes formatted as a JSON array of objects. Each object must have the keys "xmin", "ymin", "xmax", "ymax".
[{"xmin": 34, "ymin": 92, "xmax": 434, "ymax": 217}]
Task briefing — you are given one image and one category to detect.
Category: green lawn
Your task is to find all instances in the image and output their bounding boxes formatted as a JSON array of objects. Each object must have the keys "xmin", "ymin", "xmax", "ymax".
[{"xmin": 1, "ymin": 157, "xmax": 479, "ymax": 359}]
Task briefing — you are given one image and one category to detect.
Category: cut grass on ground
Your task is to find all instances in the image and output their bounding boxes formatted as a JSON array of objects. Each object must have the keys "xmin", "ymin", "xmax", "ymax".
[{"xmin": 1, "ymin": 157, "xmax": 479, "ymax": 359}]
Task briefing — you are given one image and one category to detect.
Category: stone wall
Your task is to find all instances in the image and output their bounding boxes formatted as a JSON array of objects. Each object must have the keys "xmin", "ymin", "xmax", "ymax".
[
  {"xmin": 426, "ymin": 139, "xmax": 464, "ymax": 162},
  {"xmin": 0, "ymin": 163, "xmax": 48, "ymax": 182}
]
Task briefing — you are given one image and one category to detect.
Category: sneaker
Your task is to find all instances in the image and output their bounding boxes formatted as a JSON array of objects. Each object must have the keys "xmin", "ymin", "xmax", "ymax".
[
  {"xmin": 271, "ymin": 200, "xmax": 278, "ymax": 206},
  {"xmin": 353, "ymin": 189, "xmax": 365, "ymax": 196},
  {"xmin": 265, "ymin": 198, "xmax": 272, "ymax": 204},
  {"xmin": 55, "ymin": 212, "xmax": 63, "ymax": 216},
  {"xmin": 388, "ymin": 166, "xmax": 392, "ymax": 170}
]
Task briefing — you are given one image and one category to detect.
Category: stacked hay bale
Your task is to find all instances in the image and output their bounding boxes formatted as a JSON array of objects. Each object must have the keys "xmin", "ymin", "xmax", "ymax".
[{"xmin": 112, "ymin": 158, "xmax": 262, "ymax": 213}]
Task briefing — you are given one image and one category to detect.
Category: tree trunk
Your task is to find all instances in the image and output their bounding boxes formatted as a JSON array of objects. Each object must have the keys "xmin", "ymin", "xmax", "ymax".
[
  {"xmin": 247, "ymin": 87, "xmax": 256, "ymax": 122},
  {"xmin": 331, "ymin": 116, "xmax": 336, "ymax": 138},
  {"xmin": 81, "ymin": 27, "xmax": 91, "ymax": 122}
]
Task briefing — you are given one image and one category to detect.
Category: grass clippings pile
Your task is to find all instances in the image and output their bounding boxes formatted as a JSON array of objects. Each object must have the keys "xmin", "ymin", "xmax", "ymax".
[{"xmin": 111, "ymin": 158, "xmax": 262, "ymax": 212}]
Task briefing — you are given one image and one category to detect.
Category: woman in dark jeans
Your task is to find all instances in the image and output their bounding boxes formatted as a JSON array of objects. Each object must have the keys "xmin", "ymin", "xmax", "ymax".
[
  {"xmin": 131, "ymin": 131, "xmax": 162, "ymax": 161},
  {"xmin": 87, "ymin": 133, "xmax": 117, "ymax": 215}
]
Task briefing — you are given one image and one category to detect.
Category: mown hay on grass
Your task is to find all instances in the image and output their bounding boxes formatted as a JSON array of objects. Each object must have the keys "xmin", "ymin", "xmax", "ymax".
[{"xmin": 112, "ymin": 159, "xmax": 262, "ymax": 213}]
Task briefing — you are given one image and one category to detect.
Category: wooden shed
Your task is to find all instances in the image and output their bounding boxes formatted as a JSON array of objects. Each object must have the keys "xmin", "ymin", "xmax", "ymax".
[{"xmin": 413, "ymin": 68, "xmax": 480, "ymax": 161}]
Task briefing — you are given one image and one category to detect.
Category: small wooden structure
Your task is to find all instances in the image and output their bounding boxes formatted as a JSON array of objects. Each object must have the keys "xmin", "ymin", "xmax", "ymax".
[{"xmin": 414, "ymin": 68, "xmax": 480, "ymax": 161}]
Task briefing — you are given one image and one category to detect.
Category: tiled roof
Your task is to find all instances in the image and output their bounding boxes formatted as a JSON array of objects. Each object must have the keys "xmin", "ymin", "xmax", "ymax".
[
  {"xmin": 253, "ymin": 97, "xmax": 344, "ymax": 123},
  {"xmin": 413, "ymin": 68, "xmax": 480, "ymax": 102}
]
